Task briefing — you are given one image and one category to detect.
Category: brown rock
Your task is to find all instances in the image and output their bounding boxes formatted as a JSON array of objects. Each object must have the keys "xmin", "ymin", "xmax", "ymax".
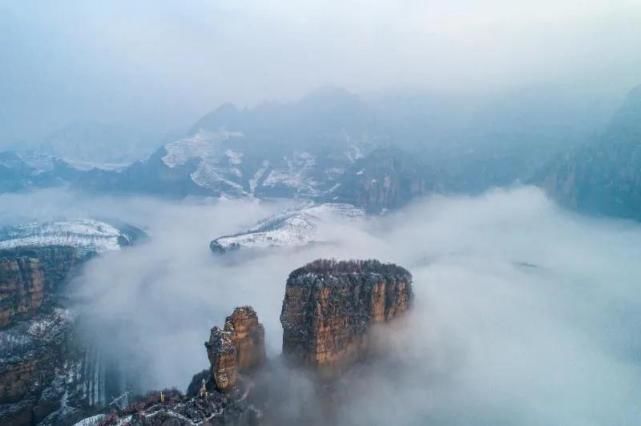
[
  {"xmin": 206, "ymin": 306, "xmax": 265, "ymax": 392},
  {"xmin": 0, "ymin": 257, "xmax": 45, "ymax": 328},
  {"xmin": 0, "ymin": 246, "xmax": 78, "ymax": 329},
  {"xmin": 280, "ymin": 259, "xmax": 413, "ymax": 378}
]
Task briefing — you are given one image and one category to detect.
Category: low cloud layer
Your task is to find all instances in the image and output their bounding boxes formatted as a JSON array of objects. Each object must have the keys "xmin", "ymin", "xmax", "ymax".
[{"xmin": 2, "ymin": 186, "xmax": 640, "ymax": 424}]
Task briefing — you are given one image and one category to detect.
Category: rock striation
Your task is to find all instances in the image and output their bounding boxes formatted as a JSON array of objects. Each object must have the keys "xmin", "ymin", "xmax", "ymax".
[
  {"xmin": 206, "ymin": 307, "xmax": 266, "ymax": 392},
  {"xmin": 0, "ymin": 257, "xmax": 45, "ymax": 328},
  {"xmin": 0, "ymin": 247, "xmax": 77, "ymax": 329},
  {"xmin": 280, "ymin": 259, "xmax": 413, "ymax": 377},
  {"xmin": 0, "ymin": 223, "xmax": 145, "ymax": 426}
]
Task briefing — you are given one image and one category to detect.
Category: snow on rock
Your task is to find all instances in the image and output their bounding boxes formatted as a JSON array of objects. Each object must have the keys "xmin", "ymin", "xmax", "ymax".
[
  {"xmin": 0, "ymin": 219, "xmax": 142, "ymax": 254},
  {"xmin": 73, "ymin": 414, "xmax": 107, "ymax": 426},
  {"xmin": 346, "ymin": 144, "xmax": 364, "ymax": 163},
  {"xmin": 261, "ymin": 152, "xmax": 319, "ymax": 195},
  {"xmin": 190, "ymin": 161, "xmax": 246, "ymax": 194},
  {"xmin": 161, "ymin": 130, "xmax": 244, "ymax": 168},
  {"xmin": 210, "ymin": 203, "xmax": 364, "ymax": 254},
  {"xmin": 249, "ymin": 160, "xmax": 270, "ymax": 195},
  {"xmin": 225, "ymin": 149, "xmax": 243, "ymax": 165}
]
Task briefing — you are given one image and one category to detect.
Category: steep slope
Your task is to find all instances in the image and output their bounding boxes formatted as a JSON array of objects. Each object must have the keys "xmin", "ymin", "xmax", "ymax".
[
  {"xmin": 209, "ymin": 203, "xmax": 363, "ymax": 254},
  {"xmin": 0, "ymin": 219, "xmax": 144, "ymax": 254},
  {"xmin": 0, "ymin": 152, "xmax": 35, "ymax": 192},
  {"xmin": 281, "ymin": 259, "xmax": 413, "ymax": 378},
  {"xmin": 0, "ymin": 220, "xmax": 145, "ymax": 425},
  {"xmin": 76, "ymin": 259, "xmax": 414, "ymax": 426},
  {"xmin": 333, "ymin": 147, "xmax": 432, "ymax": 213},
  {"xmin": 542, "ymin": 86, "xmax": 641, "ymax": 220}
]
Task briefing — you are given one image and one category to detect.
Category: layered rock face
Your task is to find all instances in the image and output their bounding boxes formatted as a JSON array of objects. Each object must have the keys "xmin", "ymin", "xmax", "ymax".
[
  {"xmin": 206, "ymin": 307, "xmax": 266, "ymax": 392},
  {"xmin": 0, "ymin": 309, "xmax": 75, "ymax": 425},
  {"xmin": 336, "ymin": 148, "xmax": 431, "ymax": 213},
  {"xmin": 280, "ymin": 259, "xmax": 413, "ymax": 377},
  {"xmin": 0, "ymin": 257, "xmax": 45, "ymax": 328},
  {"xmin": 0, "ymin": 246, "xmax": 78, "ymax": 329}
]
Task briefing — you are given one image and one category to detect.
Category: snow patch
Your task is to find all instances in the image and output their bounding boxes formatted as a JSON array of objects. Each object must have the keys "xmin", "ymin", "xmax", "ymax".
[
  {"xmin": 0, "ymin": 219, "xmax": 134, "ymax": 253},
  {"xmin": 211, "ymin": 203, "xmax": 363, "ymax": 253},
  {"xmin": 161, "ymin": 130, "xmax": 244, "ymax": 168}
]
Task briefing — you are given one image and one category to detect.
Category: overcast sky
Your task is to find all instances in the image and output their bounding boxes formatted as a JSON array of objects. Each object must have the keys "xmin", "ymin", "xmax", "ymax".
[{"xmin": 1, "ymin": 0, "xmax": 641, "ymax": 142}]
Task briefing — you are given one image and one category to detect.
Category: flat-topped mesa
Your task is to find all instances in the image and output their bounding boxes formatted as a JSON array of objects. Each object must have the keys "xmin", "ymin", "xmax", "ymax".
[
  {"xmin": 205, "ymin": 306, "xmax": 266, "ymax": 392},
  {"xmin": 280, "ymin": 259, "xmax": 413, "ymax": 378}
]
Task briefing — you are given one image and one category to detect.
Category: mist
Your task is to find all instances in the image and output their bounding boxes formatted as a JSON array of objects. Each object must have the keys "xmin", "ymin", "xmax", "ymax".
[
  {"xmin": 3, "ymin": 186, "xmax": 639, "ymax": 424},
  {"xmin": 2, "ymin": 0, "xmax": 641, "ymax": 146}
]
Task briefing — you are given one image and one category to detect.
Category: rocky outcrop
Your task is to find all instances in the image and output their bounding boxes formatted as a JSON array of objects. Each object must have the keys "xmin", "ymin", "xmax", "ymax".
[
  {"xmin": 0, "ymin": 309, "xmax": 75, "ymax": 425},
  {"xmin": 0, "ymin": 258, "xmax": 45, "ymax": 328},
  {"xmin": 0, "ymin": 247, "xmax": 78, "ymax": 330},
  {"xmin": 280, "ymin": 259, "xmax": 413, "ymax": 377},
  {"xmin": 541, "ymin": 85, "xmax": 641, "ymax": 221},
  {"xmin": 91, "ymin": 388, "xmax": 262, "ymax": 426},
  {"xmin": 0, "ymin": 226, "xmax": 144, "ymax": 425},
  {"xmin": 206, "ymin": 307, "xmax": 266, "ymax": 392},
  {"xmin": 336, "ymin": 148, "xmax": 431, "ymax": 213}
]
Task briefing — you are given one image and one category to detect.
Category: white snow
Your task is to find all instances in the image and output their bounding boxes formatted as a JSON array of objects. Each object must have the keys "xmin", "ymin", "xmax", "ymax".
[
  {"xmin": 212, "ymin": 203, "xmax": 364, "ymax": 252},
  {"xmin": 190, "ymin": 162, "xmax": 246, "ymax": 194},
  {"xmin": 225, "ymin": 149, "xmax": 243, "ymax": 165},
  {"xmin": 261, "ymin": 152, "xmax": 318, "ymax": 194},
  {"xmin": 346, "ymin": 144, "xmax": 364, "ymax": 162},
  {"xmin": 161, "ymin": 130, "xmax": 244, "ymax": 168},
  {"xmin": 0, "ymin": 219, "xmax": 128, "ymax": 253},
  {"xmin": 249, "ymin": 161, "xmax": 270, "ymax": 194},
  {"xmin": 73, "ymin": 414, "xmax": 107, "ymax": 426}
]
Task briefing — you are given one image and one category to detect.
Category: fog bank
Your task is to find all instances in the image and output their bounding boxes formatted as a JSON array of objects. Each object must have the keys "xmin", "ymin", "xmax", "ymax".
[{"xmin": 2, "ymin": 187, "xmax": 640, "ymax": 424}]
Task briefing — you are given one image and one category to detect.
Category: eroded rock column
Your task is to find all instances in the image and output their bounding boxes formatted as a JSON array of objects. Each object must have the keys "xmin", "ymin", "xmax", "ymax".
[{"xmin": 206, "ymin": 306, "xmax": 265, "ymax": 392}]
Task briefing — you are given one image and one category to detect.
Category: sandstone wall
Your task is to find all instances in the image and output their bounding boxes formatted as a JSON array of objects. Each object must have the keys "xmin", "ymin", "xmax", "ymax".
[
  {"xmin": 0, "ymin": 247, "xmax": 78, "ymax": 328},
  {"xmin": 280, "ymin": 259, "xmax": 413, "ymax": 377},
  {"xmin": 206, "ymin": 306, "xmax": 265, "ymax": 392},
  {"xmin": 0, "ymin": 258, "xmax": 45, "ymax": 328}
]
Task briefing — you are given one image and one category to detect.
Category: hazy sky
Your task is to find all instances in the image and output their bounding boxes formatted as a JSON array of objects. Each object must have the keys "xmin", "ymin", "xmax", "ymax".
[{"xmin": 1, "ymin": 0, "xmax": 641, "ymax": 142}]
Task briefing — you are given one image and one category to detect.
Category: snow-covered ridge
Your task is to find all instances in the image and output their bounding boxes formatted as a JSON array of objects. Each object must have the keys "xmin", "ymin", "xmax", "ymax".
[
  {"xmin": 0, "ymin": 219, "xmax": 143, "ymax": 253},
  {"xmin": 210, "ymin": 203, "xmax": 363, "ymax": 254},
  {"xmin": 161, "ymin": 130, "xmax": 244, "ymax": 168},
  {"xmin": 155, "ymin": 127, "xmax": 370, "ymax": 198}
]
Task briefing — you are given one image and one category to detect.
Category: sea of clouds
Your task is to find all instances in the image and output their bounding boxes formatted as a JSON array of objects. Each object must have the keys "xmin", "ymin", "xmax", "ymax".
[{"xmin": 1, "ymin": 186, "xmax": 639, "ymax": 425}]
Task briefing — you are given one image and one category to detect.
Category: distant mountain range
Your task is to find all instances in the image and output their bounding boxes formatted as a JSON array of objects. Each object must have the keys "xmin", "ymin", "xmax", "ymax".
[{"xmin": 2, "ymin": 85, "xmax": 639, "ymax": 219}]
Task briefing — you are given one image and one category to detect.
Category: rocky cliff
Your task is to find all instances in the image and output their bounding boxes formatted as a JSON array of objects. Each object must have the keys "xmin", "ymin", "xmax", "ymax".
[
  {"xmin": 0, "ymin": 247, "xmax": 77, "ymax": 329},
  {"xmin": 541, "ymin": 85, "xmax": 641, "ymax": 220},
  {"xmin": 206, "ymin": 307, "xmax": 266, "ymax": 392},
  {"xmin": 335, "ymin": 148, "xmax": 431, "ymax": 213},
  {"xmin": 0, "ymin": 257, "xmax": 45, "ymax": 328},
  {"xmin": 0, "ymin": 223, "xmax": 144, "ymax": 425},
  {"xmin": 280, "ymin": 259, "xmax": 413, "ymax": 377},
  {"xmin": 0, "ymin": 309, "xmax": 77, "ymax": 425},
  {"xmin": 74, "ymin": 259, "xmax": 415, "ymax": 425}
]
